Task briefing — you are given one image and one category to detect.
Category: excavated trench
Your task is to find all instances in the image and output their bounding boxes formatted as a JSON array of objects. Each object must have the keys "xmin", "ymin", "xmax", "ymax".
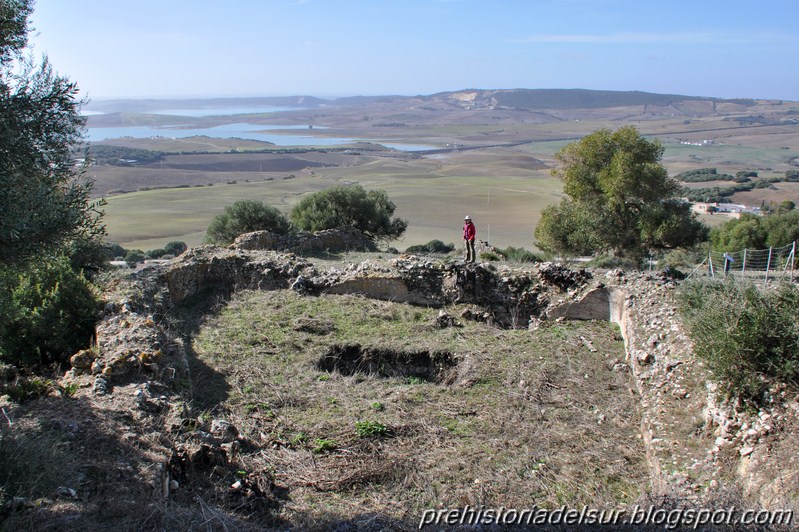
[{"xmin": 316, "ymin": 344, "xmax": 461, "ymax": 385}]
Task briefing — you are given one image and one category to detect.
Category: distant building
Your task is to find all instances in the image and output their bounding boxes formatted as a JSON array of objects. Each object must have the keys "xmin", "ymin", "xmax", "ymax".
[
  {"xmin": 691, "ymin": 202, "xmax": 762, "ymax": 218},
  {"xmin": 680, "ymin": 139, "xmax": 715, "ymax": 146}
]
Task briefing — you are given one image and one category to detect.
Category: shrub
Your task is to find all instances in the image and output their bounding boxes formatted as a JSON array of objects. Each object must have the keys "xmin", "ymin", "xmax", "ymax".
[
  {"xmin": 124, "ymin": 250, "xmax": 145, "ymax": 266},
  {"xmin": 585, "ymin": 255, "xmax": 642, "ymax": 270},
  {"xmin": 480, "ymin": 251, "xmax": 501, "ymax": 261},
  {"xmin": 4, "ymin": 377, "xmax": 53, "ymax": 402},
  {"xmin": 405, "ymin": 239, "xmax": 455, "ymax": 254},
  {"xmin": 206, "ymin": 200, "xmax": 292, "ymax": 245},
  {"xmin": 0, "ymin": 257, "xmax": 100, "ymax": 367},
  {"xmin": 290, "ymin": 184, "xmax": 407, "ymax": 243},
  {"xmin": 163, "ymin": 241, "xmax": 188, "ymax": 256},
  {"xmin": 498, "ymin": 246, "xmax": 542, "ymax": 263},
  {"xmin": 679, "ymin": 280, "xmax": 799, "ymax": 403}
]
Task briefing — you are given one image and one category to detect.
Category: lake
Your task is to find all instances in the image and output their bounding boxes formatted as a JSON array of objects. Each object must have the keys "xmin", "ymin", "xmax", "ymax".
[{"xmin": 85, "ymin": 105, "xmax": 437, "ymax": 151}]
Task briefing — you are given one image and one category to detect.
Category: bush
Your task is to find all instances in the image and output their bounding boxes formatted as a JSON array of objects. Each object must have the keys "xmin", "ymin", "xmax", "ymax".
[
  {"xmin": 163, "ymin": 241, "xmax": 188, "ymax": 256},
  {"xmin": 290, "ymin": 184, "xmax": 407, "ymax": 243},
  {"xmin": 497, "ymin": 246, "xmax": 542, "ymax": 263},
  {"xmin": 480, "ymin": 251, "xmax": 501, "ymax": 261},
  {"xmin": 0, "ymin": 258, "xmax": 100, "ymax": 367},
  {"xmin": 679, "ymin": 280, "xmax": 799, "ymax": 403},
  {"xmin": 585, "ymin": 255, "xmax": 642, "ymax": 270},
  {"xmin": 405, "ymin": 239, "xmax": 455, "ymax": 254},
  {"xmin": 206, "ymin": 200, "xmax": 292, "ymax": 245},
  {"xmin": 124, "ymin": 250, "xmax": 145, "ymax": 266}
]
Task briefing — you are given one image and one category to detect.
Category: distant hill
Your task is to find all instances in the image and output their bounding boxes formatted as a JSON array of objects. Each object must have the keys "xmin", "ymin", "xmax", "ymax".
[
  {"xmin": 87, "ymin": 89, "xmax": 762, "ymax": 114},
  {"xmin": 425, "ymin": 88, "xmax": 757, "ymax": 110}
]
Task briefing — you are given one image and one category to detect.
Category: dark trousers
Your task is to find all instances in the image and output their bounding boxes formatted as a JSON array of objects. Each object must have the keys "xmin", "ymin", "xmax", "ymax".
[{"xmin": 465, "ymin": 239, "xmax": 475, "ymax": 262}]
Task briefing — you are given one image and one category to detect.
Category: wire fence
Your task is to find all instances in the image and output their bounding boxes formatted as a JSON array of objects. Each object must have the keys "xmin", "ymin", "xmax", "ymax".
[{"xmin": 687, "ymin": 241, "xmax": 797, "ymax": 283}]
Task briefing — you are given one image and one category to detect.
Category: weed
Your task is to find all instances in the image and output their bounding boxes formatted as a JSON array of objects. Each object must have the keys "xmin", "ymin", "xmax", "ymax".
[
  {"xmin": 313, "ymin": 438, "xmax": 337, "ymax": 453},
  {"xmin": 57, "ymin": 382, "xmax": 79, "ymax": 398},
  {"xmin": 405, "ymin": 375, "xmax": 426, "ymax": 385},
  {"xmin": 5, "ymin": 377, "xmax": 53, "ymax": 402},
  {"xmin": 371, "ymin": 401, "xmax": 384, "ymax": 411},
  {"xmin": 243, "ymin": 403, "xmax": 271, "ymax": 416},
  {"xmin": 290, "ymin": 432, "xmax": 307, "ymax": 445},
  {"xmin": 355, "ymin": 420, "xmax": 388, "ymax": 438},
  {"xmin": 317, "ymin": 373, "xmax": 331, "ymax": 382}
]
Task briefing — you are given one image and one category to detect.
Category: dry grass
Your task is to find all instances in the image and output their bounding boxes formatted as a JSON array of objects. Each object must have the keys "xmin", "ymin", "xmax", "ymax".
[{"xmin": 187, "ymin": 290, "xmax": 647, "ymax": 527}]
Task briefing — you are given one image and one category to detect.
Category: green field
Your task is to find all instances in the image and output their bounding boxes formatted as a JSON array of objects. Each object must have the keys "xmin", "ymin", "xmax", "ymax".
[
  {"xmin": 103, "ymin": 149, "xmax": 562, "ymax": 251},
  {"xmin": 97, "ymin": 95, "xmax": 799, "ymax": 252}
]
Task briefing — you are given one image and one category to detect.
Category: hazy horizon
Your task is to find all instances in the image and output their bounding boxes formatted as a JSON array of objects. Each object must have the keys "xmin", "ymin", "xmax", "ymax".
[
  {"xmin": 29, "ymin": 0, "xmax": 799, "ymax": 102},
  {"xmin": 84, "ymin": 87, "xmax": 790, "ymax": 104}
]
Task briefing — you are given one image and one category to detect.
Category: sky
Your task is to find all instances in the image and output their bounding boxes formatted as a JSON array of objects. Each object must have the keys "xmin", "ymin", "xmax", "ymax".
[{"xmin": 27, "ymin": 0, "xmax": 799, "ymax": 101}]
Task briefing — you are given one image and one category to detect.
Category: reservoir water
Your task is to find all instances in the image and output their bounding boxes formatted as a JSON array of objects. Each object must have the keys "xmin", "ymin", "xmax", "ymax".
[{"xmin": 85, "ymin": 105, "xmax": 436, "ymax": 151}]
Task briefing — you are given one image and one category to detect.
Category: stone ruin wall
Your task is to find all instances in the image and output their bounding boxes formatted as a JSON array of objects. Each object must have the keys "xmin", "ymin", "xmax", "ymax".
[{"xmin": 77, "ymin": 242, "xmax": 799, "ymax": 510}]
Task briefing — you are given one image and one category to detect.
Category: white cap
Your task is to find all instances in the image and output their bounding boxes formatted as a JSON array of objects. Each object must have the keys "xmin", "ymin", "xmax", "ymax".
[{"xmin": 464, "ymin": 215, "xmax": 471, "ymax": 220}]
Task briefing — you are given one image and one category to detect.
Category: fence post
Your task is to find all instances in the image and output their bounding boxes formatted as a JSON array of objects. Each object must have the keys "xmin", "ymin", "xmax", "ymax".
[
  {"xmin": 792, "ymin": 241, "xmax": 796, "ymax": 283},
  {"xmin": 765, "ymin": 247, "xmax": 773, "ymax": 284},
  {"xmin": 742, "ymin": 248, "xmax": 747, "ymax": 274},
  {"xmin": 709, "ymin": 253, "xmax": 715, "ymax": 278}
]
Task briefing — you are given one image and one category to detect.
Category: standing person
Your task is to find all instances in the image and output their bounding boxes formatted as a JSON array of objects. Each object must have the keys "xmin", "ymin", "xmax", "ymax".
[{"xmin": 463, "ymin": 215, "xmax": 476, "ymax": 263}]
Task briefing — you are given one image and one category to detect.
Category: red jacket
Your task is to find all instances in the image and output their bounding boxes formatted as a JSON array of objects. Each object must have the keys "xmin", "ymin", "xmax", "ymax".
[{"xmin": 463, "ymin": 221, "xmax": 475, "ymax": 241}]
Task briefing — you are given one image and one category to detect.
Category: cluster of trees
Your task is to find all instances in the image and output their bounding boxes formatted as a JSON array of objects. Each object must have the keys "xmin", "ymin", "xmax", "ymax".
[
  {"xmin": 674, "ymin": 168, "xmax": 738, "ymax": 182},
  {"xmin": 205, "ymin": 184, "xmax": 407, "ymax": 246},
  {"xmin": 682, "ymin": 177, "xmax": 780, "ymax": 203},
  {"xmin": 710, "ymin": 209, "xmax": 799, "ymax": 251},
  {"xmin": 682, "ymin": 170, "xmax": 799, "ymax": 203},
  {"xmin": 1, "ymin": 0, "xmax": 104, "ymax": 366},
  {"xmin": 89, "ymin": 145, "xmax": 165, "ymax": 166}
]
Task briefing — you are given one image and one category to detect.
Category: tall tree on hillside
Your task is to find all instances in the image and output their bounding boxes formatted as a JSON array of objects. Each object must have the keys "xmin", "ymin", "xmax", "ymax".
[
  {"xmin": 0, "ymin": 0, "xmax": 103, "ymax": 264},
  {"xmin": 535, "ymin": 126, "xmax": 707, "ymax": 259},
  {"xmin": 0, "ymin": 0, "xmax": 102, "ymax": 366}
]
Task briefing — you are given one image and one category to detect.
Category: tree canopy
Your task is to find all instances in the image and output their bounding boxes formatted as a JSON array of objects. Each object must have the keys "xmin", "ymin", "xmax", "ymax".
[
  {"xmin": 205, "ymin": 199, "xmax": 292, "ymax": 245},
  {"xmin": 710, "ymin": 210, "xmax": 799, "ymax": 251},
  {"xmin": 535, "ymin": 126, "xmax": 707, "ymax": 259},
  {"xmin": 1, "ymin": 0, "xmax": 103, "ymax": 265},
  {"xmin": 290, "ymin": 184, "xmax": 407, "ymax": 243}
]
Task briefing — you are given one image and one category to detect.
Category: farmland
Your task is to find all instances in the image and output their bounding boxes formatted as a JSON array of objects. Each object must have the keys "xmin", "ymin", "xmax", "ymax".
[{"xmin": 91, "ymin": 90, "xmax": 799, "ymax": 251}]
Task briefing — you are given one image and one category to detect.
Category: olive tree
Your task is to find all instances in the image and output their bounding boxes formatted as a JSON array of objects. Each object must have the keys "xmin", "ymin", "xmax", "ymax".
[
  {"xmin": 0, "ymin": 0, "xmax": 103, "ymax": 265},
  {"xmin": 535, "ymin": 126, "xmax": 706, "ymax": 259},
  {"xmin": 205, "ymin": 199, "xmax": 292, "ymax": 245},
  {"xmin": 290, "ymin": 184, "xmax": 407, "ymax": 243},
  {"xmin": 0, "ymin": 0, "xmax": 103, "ymax": 365}
]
